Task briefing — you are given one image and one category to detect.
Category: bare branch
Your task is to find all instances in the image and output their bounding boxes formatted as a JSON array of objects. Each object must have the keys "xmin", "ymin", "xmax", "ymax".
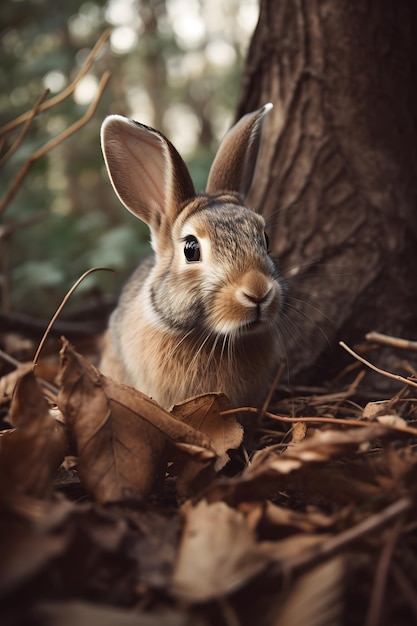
[
  {"xmin": 0, "ymin": 90, "xmax": 50, "ymax": 167},
  {"xmin": 0, "ymin": 30, "xmax": 111, "ymax": 136},
  {"xmin": 0, "ymin": 71, "xmax": 111, "ymax": 216}
]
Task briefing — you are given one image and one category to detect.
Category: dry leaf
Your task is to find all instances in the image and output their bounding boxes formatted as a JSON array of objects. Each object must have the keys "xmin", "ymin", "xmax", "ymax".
[
  {"xmin": 169, "ymin": 393, "xmax": 243, "ymax": 497},
  {"xmin": 363, "ymin": 400, "xmax": 392, "ymax": 420},
  {"xmin": 170, "ymin": 499, "xmax": 270, "ymax": 602},
  {"xmin": 0, "ymin": 371, "xmax": 67, "ymax": 501},
  {"xmin": 57, "ymin": 340, "xmax": 218, "ymax": 502},
  {"xmin": 273, "ymin": 558, "xmax": 344, "ymax": 626},
  {"xmin": 0, "ymin": 361, "xmax": 58, "ymax": 408},
  {"xmin": 57, "ymin": 340, "xmax": 167, "ymax": 502},
  {"xmin": 376, "ymin": 414, "xmax": 408, "ymax": 428},
  {"xmin": 259, "ymin": 534, "xmax": 331, "ymax": 563},
  {"xmin": 290, "ymin": 421, "xmax": 307, "ymax": 444},
  {"xmin": 0, "ymin": 362, "xmax": 32, "ymax": 407},
  {"xmin": 171, "ymin": 393, "xmax": 243, "ymax": 470},
  {"xmin": 254, "ymin": 500, "xmax": 345, "ymax": 536},
  {"xmin": 202, "ymin": 423, "xmax": 401, "ymax": 505},
  {"xmin": 0, "ymin": 497, "xmax": 76, "ymax": 597}
]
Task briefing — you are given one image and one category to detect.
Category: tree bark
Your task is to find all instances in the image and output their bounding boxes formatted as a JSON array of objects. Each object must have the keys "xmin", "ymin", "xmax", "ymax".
[{"xmin": 237, "ymin": 0, "xmax": 417, "ymax": 386}]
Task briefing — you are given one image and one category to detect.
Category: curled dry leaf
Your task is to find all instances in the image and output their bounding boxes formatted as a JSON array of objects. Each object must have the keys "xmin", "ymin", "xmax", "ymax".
[
  {"xmin": 362, "ymin": 400, "xmax": 393, "ymax": 420},
  {"xmin": 246, "ymin": 500, "xmax": 346, "ymax": 537},
  {"xmin": 170, "ymin": 499, "xmax": 270, "ymax": 602},
  {"xmin": 169, "ymin": 392, "xmax": 244, "ymax": 497},
  {"xmin": 170, "ymin": 393, "xmax": 243, "ymax": 470},
  {"xmin": 57, "ymin": 340, "xmax": 217, "ymax": 502},
  {"xmin": 0, "ymin": 370, "xmax": 67, "ymax": 502},
  {"xmin": 202, "ymin": 423, "xmax": 403, "ymax": 505}
]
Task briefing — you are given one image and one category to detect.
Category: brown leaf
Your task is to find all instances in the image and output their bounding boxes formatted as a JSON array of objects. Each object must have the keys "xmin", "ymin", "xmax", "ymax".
[
  {"xmin": 0, "ymin": 361, "xmax": 58, "ymax": 408},
  {"xmin": 0, "ymin": 371, "xmax": 67, "ymax": 501},
  {"xmin": 57, "ymin": 340, "xmax": 167, "ymax": 502},
  {"xmin": 290, "ymin": 421, "xmax": 308, "ymax": 444},
  {"xmin": 0, "ymin": 498, "xmax": 74, "ymax": 596},
  {"xmin": 250, "ymin": 500, "xmax": 346, "ymax": 537},
  {"xmin": 170, "ymin": 500, "xmax": 270, "ymax": 602},
  {"xmin": 57, "ymin": 340, "xmax": 217, "ymax": 502},
  {"xmin": 272, "ymin": 558, "xmax": 345, "ymax": 626},
  {"xmin": 0, "ymin": 362, "xmax": 32, "ymax": 408},
  {"xmin": 171, "ymin": 393, "xmax": 243, "ymax": 470},
  {"xmin": 202, "ymin": 423, "xmax": 402, "ymax": 505}
]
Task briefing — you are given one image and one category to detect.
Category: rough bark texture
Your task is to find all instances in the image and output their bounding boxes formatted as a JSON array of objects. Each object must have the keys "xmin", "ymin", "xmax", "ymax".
[{"xmin": 237, "ymin": 0, "xmax": 417, "ymax": 386}]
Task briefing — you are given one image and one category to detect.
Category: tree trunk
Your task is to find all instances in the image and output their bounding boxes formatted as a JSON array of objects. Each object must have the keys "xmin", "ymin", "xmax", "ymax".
[{"xmin": 237, "ymin": 0, "xmax": 417, "ymax": 387}]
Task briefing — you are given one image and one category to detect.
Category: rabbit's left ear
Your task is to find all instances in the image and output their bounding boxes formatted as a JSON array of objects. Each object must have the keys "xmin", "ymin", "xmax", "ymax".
[
  {"xmin": 206, "ymin": 103, "xmax": 273, "ymax": 198},
  {"xmin": 101, "ymin": 116, "xmax": 195, "ymax": 231}
]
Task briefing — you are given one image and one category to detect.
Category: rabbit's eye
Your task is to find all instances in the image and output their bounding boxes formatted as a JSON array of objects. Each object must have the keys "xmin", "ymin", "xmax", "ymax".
[
  {"xmin": 184, "ymin": 235, "xmax": 201, "ymax": 262},
  {"xmin": 264, "ymin": 231, "xmax": 270, "ymax": 251}
]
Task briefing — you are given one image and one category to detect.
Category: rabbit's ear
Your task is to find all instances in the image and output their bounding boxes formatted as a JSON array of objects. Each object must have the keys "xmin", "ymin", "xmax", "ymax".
[
  {"xmin": 206, "ymin": 103, "xmax": 273, "ymax": 199},
  {"xmin": 101, "ymin": 116, "xmax": 195, "ymax": 229}
]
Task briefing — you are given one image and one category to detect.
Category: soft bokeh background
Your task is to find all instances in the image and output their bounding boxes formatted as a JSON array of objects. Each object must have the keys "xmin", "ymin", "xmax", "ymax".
[{"xmin": 0, "ymin": 0, "xmax": 258, "ymax": 315}]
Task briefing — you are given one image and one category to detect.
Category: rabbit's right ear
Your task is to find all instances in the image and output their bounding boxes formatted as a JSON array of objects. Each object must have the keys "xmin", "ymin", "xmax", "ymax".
[
  {"xmin": 101, "ymin": 116, "xmax": 195, "ymax": 231},
  {"xmin": 206, "ymin": 103, "xmax": 272, "ymax": 199}
]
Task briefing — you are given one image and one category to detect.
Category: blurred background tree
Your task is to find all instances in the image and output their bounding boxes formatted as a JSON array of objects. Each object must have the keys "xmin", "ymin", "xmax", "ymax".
[{"xmin": 0, "ymin": 0, "xmax": 258, "ymax": 316}]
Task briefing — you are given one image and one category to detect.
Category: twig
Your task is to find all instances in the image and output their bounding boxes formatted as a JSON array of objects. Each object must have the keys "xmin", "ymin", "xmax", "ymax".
[
  {"xmin": 259, "ymin": 362, "xmax": 285, "ymax": 423},
  {"xmin": 221, "ymin": 407, "xmax": 417, "ymax": 437},
  {"xmin": 0, "ymin": 348, "xmax": 59, "ymax": 397},
  {"xmin": 245, "ymin": 362, "xmax": 285, "ymax": 450},
  {"xmin": 0, "ymin": 89, "xmax": 50, "ymax": 167},
  {"xmin": 0, "ymin": 30, "xmax": 111, "ymax": 135},
  {"xmin": 366, "ymin": 331, "xmax": 417, "ymax": 352},
  {"xmin": 32, "ymin": 267, "xmax": 115, "ymax": 369},
  {"xmin": 339, "ymin": 341, "xmax": 417, "ymax": 390},
  {"xmin": 0, "ymin": 212, "xmax": 47, "ymax": 240},
  {"xmin": 392, "ymin": 563, "xmax": 417, "ymax": 620},
  {"xmin": 0, "ymin": 348, "xmax": 21, "ymax": 369},
  {"xmin": 0, "ymin": 71, "xmax": 111, "ymax": 216},
  {"xmin": 365, "ymin": 517, "xmax": 404, "ymax": 626}
]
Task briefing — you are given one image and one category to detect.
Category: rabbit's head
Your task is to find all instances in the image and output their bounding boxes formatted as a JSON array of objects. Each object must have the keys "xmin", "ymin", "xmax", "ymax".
[{"xmin": 101, "ymin": 104, "xmax": 283, "ymax": 344}]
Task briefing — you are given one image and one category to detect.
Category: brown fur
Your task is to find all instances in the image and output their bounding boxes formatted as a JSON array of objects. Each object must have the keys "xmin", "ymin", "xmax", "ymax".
[{"xmin": 100, "ymin": 104, "xmax": 284, "ymax": 408}]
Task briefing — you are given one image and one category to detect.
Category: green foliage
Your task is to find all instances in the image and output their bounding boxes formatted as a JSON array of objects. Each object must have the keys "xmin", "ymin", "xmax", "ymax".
[{"xmin": 0, "ymin": 0, "xmax": 258, "ymax": 316}]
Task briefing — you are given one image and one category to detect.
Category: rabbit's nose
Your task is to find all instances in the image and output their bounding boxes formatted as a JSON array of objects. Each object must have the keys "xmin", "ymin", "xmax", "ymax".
[
  {"xmin": 239, "ymin": 270, "xmax": 273, "ymax": 305},
  {"xmin": 244, "ymin": 290, "xmax": 272, "ymax": 304}
]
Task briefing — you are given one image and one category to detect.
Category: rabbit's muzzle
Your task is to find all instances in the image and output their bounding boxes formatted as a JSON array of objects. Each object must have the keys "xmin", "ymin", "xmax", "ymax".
[{"xmin": 210, "ymin": 269, "xmax": 282, "ymax": 336}]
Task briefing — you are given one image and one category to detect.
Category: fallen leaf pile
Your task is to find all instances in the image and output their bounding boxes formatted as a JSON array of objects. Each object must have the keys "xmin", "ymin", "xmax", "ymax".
[{"xmin": 1, "ymin": 338, "xmax": 417, "ymax": 625}]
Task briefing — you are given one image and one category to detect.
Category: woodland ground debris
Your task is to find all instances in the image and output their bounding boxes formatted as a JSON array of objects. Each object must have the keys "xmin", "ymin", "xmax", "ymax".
[{"xmin": 1, "ymin": 333, "xmax": 417, "ymax": 626}]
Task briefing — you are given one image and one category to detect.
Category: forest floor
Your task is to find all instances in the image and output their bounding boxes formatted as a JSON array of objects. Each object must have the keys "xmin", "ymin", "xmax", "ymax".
[{"xmin": 1, "ymin": 320, "xmax": 417, "ymax": 626}]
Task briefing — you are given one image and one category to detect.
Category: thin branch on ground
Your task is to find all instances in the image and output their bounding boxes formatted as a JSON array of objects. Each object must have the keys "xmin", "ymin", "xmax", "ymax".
[
  {"xmin": 366, "ymin": 331, "xmax": 417, "ymax": 352},
  {"xmin": 339, "ymin": 341, "xmax": 417, "ymax": 390},
  {"xmin": 281, "ymin": 497, "xmax": 412, "ymax": 574}
]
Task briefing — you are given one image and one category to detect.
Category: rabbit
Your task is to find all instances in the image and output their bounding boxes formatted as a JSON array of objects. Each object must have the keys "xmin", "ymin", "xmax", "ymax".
[{"xmin": 99, "ymin": 103, "xmax": 286, "ymax": 409}]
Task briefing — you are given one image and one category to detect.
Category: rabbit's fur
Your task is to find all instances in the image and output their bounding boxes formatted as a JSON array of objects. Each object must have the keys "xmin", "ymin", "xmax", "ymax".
[{"xmin": 100, "ymin": 104, "xmax": 285, "ymax": 408}]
